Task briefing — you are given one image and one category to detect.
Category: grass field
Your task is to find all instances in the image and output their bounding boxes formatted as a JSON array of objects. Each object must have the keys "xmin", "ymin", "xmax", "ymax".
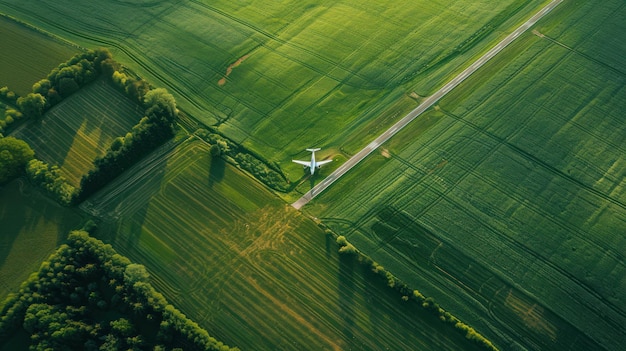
[
  {"xmin": 80, "ymin": 138, "xmax": 486, "ymax": 350},
  {"xmin": 3, "ymin": 1, "xmax": 623, "ymax": 350},
  {"xmin": 307, "ymin": 1, "xmax": 626, "ymax": 350},
  {"xmin": 0, "ymin": 0, "xmax": 549, "ymax": 180},
  {"xmin": 0, "ymin": 15, "xmax": 77, "ymax": 95},
  {"xmin": 12, "ymin": 79, "xmax": 144, "ymax": 186},
  {"xmin": 0, "ymin": 180, "xmax": 82, "ymax": 303}
]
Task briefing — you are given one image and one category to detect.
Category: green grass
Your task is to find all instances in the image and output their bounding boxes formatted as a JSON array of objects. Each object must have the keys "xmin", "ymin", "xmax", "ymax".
[
  {"xmin": 0, "ymin": 0, "xmax": 548, "ymax": 180},
  {"xmin": 12, "ymin": 79, "xmax": 144, "ymax": 186},
  {"xmin": 0, "ymin": 15, "xmax": 77, "ymax": 95},
  {"xmin": 307, "ymin": 1, "xmax": 626, "ymax": 350},
  {"xmin": 0, "ymin": 180, "xmax": 82, "ymax": 303},
  {"xmin": 80, "ymin": 138, "xmax": 485, "ymax": 350}
]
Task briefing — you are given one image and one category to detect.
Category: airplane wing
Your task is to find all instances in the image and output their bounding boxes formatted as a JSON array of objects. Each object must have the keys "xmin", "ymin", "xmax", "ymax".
[
  {"xmin": 317, "ymin": 159, "xmax": 333, "ymax": 166},
  {"xmin": 292, "ymin": 160, "xmax": 311, "ymax": 167}
]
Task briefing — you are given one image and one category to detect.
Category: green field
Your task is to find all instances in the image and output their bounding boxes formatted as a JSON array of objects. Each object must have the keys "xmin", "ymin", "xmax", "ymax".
[
  {"xmin": 308, "ymin": 1, "xmax": 626, "ymax": 350},
  {"xmin": 0, "ymin": 15, "xmax": 77, "ymax": 95},
  {"xmin": 80, "ymin": 138, "xmax": 485, "ymax": 350},
  {"xmin": 0, "ymin": 180, "xmax": 82, "ymax": 303},
  {"xmin": 0, "ymin": 0, "xmax": 549, "ymax": 180},
  {"xmin": 2, "ymin": 1, "xmax": 624, "ymax": 350},
  {"xmin": 12, "ymin": 79, "xmax": 144, "ymax": 186}
]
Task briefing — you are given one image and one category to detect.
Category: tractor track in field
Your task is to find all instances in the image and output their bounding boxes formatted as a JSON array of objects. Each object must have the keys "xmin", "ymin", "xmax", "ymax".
[
  {"xmin": 437, "ymin": 190, "xmax": 626, "ymax": 337},
  {"xmin": 187, "ymin": 0, "xmax": 382, "ymax": 90},
  {"xmin": 534, "ymin": 5, "xmax": 626, "ymax": 78},
  {"xmin": 292, "ymin": 0, "xmax": 564, "ymax": 209},
  {"xmin": 79, "ymin": 137, "xmax": 188, "ymax": 217},
  {"xmin": 328, "ymin": 55, "xmax": 548, "ymax": 251},
  {"xmin": 436, "ymin": 106, "xmax": 626, "ymax": 260},
  {"xmin": 378, "ymin": 157, "xmax": 626, "ymax": 348},
  {"xmin": 367, "ymin": 98, "xmax": 626, "ymax": 326},
  {"xmin": 334, "ymin": 19, "xmax": 560, "ymax": 229},
  {"xmin": 1, "ymin": 1, "xmax": 211, "ymax": 114},
  {"xmin": 330, "ymin": 129, "xmax": 626, "ymax": 345},
  {"xmin": 385, "ymin": 135, "xmax": 626, "ymax": 343}
]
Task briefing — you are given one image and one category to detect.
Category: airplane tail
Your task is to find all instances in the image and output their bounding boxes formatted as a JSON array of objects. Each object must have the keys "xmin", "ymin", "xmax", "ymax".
[{"xmin": 306, "ymin": 148, "xmax": 321, "ymax": 152}]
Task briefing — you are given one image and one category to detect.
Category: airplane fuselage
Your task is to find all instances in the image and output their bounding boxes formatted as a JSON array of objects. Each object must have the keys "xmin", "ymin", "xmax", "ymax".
[
  {"xmin": 292, "ymin": 148, "xmax": 331, "ymax": 176},
  {"xmin": 309, "ymin": 150, "xmax": 318, "ymax": 175}
]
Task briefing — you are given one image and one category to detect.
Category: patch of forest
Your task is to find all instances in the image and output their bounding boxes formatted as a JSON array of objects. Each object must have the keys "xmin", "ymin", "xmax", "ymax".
[{"xmin": 0, "ymin": 228, "xmax": 237, "ymax": 351}]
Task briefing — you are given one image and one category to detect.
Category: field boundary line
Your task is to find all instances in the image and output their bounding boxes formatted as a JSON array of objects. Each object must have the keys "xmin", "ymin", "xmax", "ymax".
[{"xmin": 292, "ymin": 0, "xmax": 564, "ymax": 209}]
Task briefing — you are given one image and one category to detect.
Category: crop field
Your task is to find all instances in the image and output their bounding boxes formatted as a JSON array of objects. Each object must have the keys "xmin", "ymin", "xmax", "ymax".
[
  {"xmin": 80, "ymin": 138, "xmax": 485, "ymax": 350},
  {"xmin": 308, "ymin": 1, "xmax": 626, "ymax": 350},
  {"xmin": 12, "ymin": 80, "xmax": 144, "ymax": 186},
  {"xmin": 0, "ymin": 0, "xmax": 549, "ymax": 179},
  {"xmin": 0, "ymin": 16, "xmax": 77, "ymax": 95},
  {"xmin": 0, "ymin": 180, "xmax": 82, "ymax": 303}
]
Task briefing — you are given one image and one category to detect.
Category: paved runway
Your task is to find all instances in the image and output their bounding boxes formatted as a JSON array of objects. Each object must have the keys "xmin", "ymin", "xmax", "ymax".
[{"xmin": 292, "ymin": 0, "xmax": 563, "ymax": 210}]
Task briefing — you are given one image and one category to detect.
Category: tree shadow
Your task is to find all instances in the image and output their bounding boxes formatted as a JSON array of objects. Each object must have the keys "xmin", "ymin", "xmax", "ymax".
[
  {"xmin": 0, "ymin": 180, "xmax": 72, "ymax": 265},
  {"xmin": 208, "ymin": 156, "xmax": 225, "ymax": 188},
  {"xmin": 82, "ymin": 141, "xmax": 170, "ymax": 252},
  {"xmin": 360, "ymin": 262, "xmax": 385, "ymax": 336},
  {"xmin": 325, "ymin": 232, "xmax": 333, "ymax": 259},
  {"xmin": 0, "ymin": 179, "xmax": 82, "ymax": 283},
  {"xmin": 337, "ymin": 253, "xmax": 357, "ymax": 341},
  {"xmin": 0, "ymin": 181, "xmax": 28, "ymax": 267}
]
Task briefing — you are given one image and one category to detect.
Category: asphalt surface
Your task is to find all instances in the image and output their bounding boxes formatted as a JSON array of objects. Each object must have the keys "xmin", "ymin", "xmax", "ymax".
[{"xmin": 292, "ymin": 0, "xmax": 563, "ymax": 210}]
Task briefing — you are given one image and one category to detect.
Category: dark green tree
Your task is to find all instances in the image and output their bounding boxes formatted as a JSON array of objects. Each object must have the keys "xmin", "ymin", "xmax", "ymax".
[
  {"xmin": 144, "ymin": 88, "xmax": 177, "ymax": 125},
  {"xmin": 210, "ymin": 144, "xmax": 222, "ymax": 157},
  {"xmin": 0, "ymin": 136, "xmax": 35, "ymax": 184},
  {"xmin": 17, "ymin": 93, "xmax": 46, "ymax": 119},
  {"xmin": 58, "ymin": 77, "xmax": 80, "ymax": 97}
]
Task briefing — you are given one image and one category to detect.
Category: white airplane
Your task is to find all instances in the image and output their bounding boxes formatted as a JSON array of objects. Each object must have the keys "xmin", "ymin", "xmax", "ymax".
[{"xmin": 292, "ymin": 148, "xmax": 332, "ymax": 175}]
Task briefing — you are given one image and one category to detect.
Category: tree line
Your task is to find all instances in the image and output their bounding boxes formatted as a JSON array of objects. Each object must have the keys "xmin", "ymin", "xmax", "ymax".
[
  {"xmin": 335, "ymin": 234, "xmax": 500, "ymax": 351},
  {"xmin": 68, "ymin": 49, "xmax": 177, "ymax": 202},
  {"xmin": 0, "ymin": 136, "xmax": 34, "ymax": 184},
  {"xmin": 0, "ymin": 49, "xmax": 110, "ymax": 197},
  {"xmin": 18, "ymin": 49, "xmax": 112, "ymax": 119},
  {"xmin": 0, "ymin": 229, "xmax": 237, "ymax": 351},
  {"xmin": 6, "ymin": 46, "xmax": 290, "ymax": 197},
  {"xmin": 77, "ymin": 87, "xmax": 177, "ymax": 201},
  {"xmin": 0, "ymin": 87, "xmax": 22, "ymax": 134},
  {"xmin": 195, "ymin": 129, "xmax": 289, "ymax": 192},
  {"xmin": 0, "ymin": 48, "xmax": 177, "ymax": 205},
  {"xmin": 26, "ymin": 158, "xmax": 77, "ymax": 205}
]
